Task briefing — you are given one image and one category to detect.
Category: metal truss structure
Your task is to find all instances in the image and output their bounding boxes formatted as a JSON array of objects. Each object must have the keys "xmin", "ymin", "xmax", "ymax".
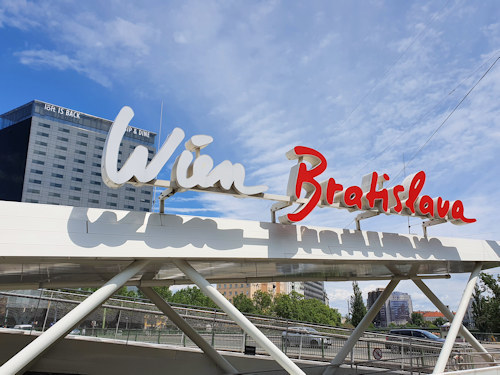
[{"xmin": 0, "ymin": 201, "xmax": 498, "ymax": 374}]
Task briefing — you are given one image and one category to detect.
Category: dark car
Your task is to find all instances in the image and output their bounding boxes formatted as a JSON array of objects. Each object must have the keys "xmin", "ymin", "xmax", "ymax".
[
  {"xmin": 282, "ymin": 327, "xmax": 332, "ymax": 348},
  {"xmin": 385, "ymin": 329, "xmax": 444, "ymax": 352}
]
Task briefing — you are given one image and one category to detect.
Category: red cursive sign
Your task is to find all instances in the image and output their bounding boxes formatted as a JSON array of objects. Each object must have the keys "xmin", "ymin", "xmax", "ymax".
[{"xmin": 280, "ymin": 146, "xmax": 476, "ymax": 225}]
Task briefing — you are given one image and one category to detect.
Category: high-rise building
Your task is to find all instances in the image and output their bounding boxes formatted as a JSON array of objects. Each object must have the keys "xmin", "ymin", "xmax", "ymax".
[
  {"xmin": 367, "ymin": 289, "xmax": 413, "ymax": 327},
  {"xmin": 302, "ymin": 281, "xmax": 328, "ymax": 304},
  {"xmin": 0, "ymin": 100, "xmax": 155, "ymax": 211}
]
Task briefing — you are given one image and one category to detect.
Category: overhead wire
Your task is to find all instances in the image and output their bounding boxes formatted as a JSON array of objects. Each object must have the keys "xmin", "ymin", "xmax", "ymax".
[
  {"xmin": 387, "ymin": 55, "xmax": 500, "ymax": 186},
  {"xmin": 346, "ymin": 50, "xmax": 500, "ymax": 185},
  {"xmin": 342, "ymin": 55, "xmax": 499, "ymax": 230}
]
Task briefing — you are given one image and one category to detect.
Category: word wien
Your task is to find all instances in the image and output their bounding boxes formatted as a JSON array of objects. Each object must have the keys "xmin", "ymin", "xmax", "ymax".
[
  {"xmin": 102, "ymin": 106, "xmax": 267, "ymax": 196},
  {"xmin": 280, "ymin": 146, "xmax": 475, "ymax": 225}
]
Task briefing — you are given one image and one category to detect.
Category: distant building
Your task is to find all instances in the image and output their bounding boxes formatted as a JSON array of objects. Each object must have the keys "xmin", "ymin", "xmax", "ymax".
[
  {"xmin": 368, "ymin": 289, "xmax": 413, "ymax": 327},
  {"xmin": 217, "ymin": 281, "xmax": 328, "ymax": 305},
  {"xmin": 217, "ymin": 282, "xmax": 290, "ymax": 304},
  {"xmin": 415, "ymin": 311, "xmax": 447, "ymax": 323},
  {"xmin": 0, "ymin": 100, "xmax": 155, "ymax": 211}
]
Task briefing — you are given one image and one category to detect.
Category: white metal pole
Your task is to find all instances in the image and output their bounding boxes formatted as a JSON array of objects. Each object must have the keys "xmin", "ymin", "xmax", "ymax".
[
  {"xmin": 433, "ymin": 262, "xmax": 483, "ymax": 374},
  {"xmin": 173, "ymin": 259, "xmax": 306, "ymax": 375},
  {"xmin": 412, "ymin": 277, "xmax": 496, "ymax": 364},
  {"xmin": 139, "ymin": 286, "xmax": 238, "ymax": 375},
  {"xmin": 323, "ymin": 279, "xmax": 400, "ymax": 375},
  {"xmin": 0, "ymin": 259, "xmax": 149, "ymax": 375}
]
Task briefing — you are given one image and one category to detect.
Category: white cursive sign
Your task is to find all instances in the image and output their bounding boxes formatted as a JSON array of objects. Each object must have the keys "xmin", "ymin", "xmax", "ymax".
[{"xmin": 102, "ymin": 106, "xmax": 268, "ymax": 196}]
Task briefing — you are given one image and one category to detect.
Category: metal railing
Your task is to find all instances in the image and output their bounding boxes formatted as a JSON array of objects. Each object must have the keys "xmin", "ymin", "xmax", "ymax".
[{"xmin": 0, "ymin": 289, "xmax": 495, "ymax": 373}]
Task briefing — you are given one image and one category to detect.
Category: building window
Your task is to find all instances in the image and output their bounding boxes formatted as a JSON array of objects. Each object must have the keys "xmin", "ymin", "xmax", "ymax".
[
  {"xmin": 39, "ymin": 123, "xmax": 50, "ymax": 128},
  {"xmin": 33, "ymin": 150, "xmax": 46, "ymax": 156},
  {"xmin": 32, "ymin": 160, "xmax": 44, "ymax": 165},
  {"xmin": 48, "ymin": 192, "xmax": 61, "ymax": 198},
  {"xmin": 125, "ymin": 196, "xmax": 135, "ymax": 201},
  {"xmin": 88, "ymin": 199, "xmax": 99, "ymax": 204},
  {"xmin": 35, "ymin": 141, "xmax": 48, "ymax": 146},
  {"xmin": 29, "ymin": 179, "xmax": 42, "ymax": 184},
  {"xmin": 229, "ymin": 291, "xmax": 232, "ymax": 296},
  {"xmin": 107, "ymin": 193, "xmax": 118, "ymax": 198},
  {"xmin": 141, "ymin": 207, "xmax": 149, "ymax": 212},
  {"xmin": 57, "ymin": 136, "xmax": 69, "ymax": 142},
  {"xmin": 71, "ymin": 177, "xmax": 83, "ymax": 182},
  {"xmin": 91, "ymin": 171, "xmax": 101, "ymax": 177},
  {"xmin": 74, "ymin": 158, "xmax": 85, "ymax": 164},
  {"xmin": 93, "ymin": 153, "xmax": 102, "ymax": 159},
  {"xmin": 56, "ymin": 145, "xmax": 67, "ymax": 151},
  {"xmin": 53, "ymin": 164, "xmax": 65, "ymax": 169},
  {"xmin": 50, "ymin": 182, "xmax": 62, "ymax": 188},
  {"xmin": 95, "ymin": 145, "xmax": 103, "ymax": 150},
  {"xmin": 73, "ymin": 168, "xmax": 84, "ymax": 173},
  {"xmin": 70, "ymin": 186, "xmax": 81, "ymax": 191},
  {"xmin": 77, "ymin": 132, "xmax": 88, "ymax": 138},
  {"xmin": 69, "ymin": 196, "xmax": 81, "ymax": 201},
  {"xmin": 90, "ymin": 180, "xmax": 101, "ymax": 186},
  {"xmin": 37, "ymin": 131, "xmax": 49, "ymax": 137},
  {"xmin": 89, "ymin": 190, "xmax": 100, "ymax": 194},
  {"xmin": 58, "ymin": 127, "xmax": 69, "ymax": 133},
  {"xmin": 75, "ymin": 150, "xmax": 86, "ymax": 155},
  {"xmin": 141, "ymin": 190, "xmax": 151, "ymax": 195},
  {"xmin": 25, "ymin": 198, "xmax": 39, "ymax": 203},
  {"xmin": 92, "ymin": 162, "xmax": 101, "ymax": 167},
  {"xmin": 30, "ymin": 169, "xmax": 43, "ymax": 175},
  {"xmin": 54, "ymin": 154, "xmax": 66, "ymax": 160},
  {"xmin": 107, "ymin": 202, "xmax": 117, "ymax": 207},
  {"xmin": 27, "ymin": 188, "xmax": 40, "ymax": 194},
  {"xmin": 124, "ymin": 205, "xmax": 134, "ymax": 209},
  {"xmin": 76, "ymin": 141, "xmax": 87, "ymax": 146},
  {"xmin": 96, "ymin": 136, "xmax": 106, "ymax": 142},
  {"xmin": 140, "ymin": 199, "xmax": 151, "ymax": 203},
  {"xmin": 126, "ymin": 187, "xmax": 136, "ymax": 192},
  {"xmin": 51, "ymin": 173, "xmax": 63, "ymax": 179}
]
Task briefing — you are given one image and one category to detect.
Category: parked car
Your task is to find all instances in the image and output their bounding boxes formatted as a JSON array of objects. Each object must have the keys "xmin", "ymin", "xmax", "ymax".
[
  {"xmin": 282, "ymin": 327, "xmax": 332, "ymax": 348},
  {"xmin": 385, "ymin": 329, "xmax": 444, "ymax": 352},
  {"xmin": 13, "ymin": 324, "xmax": 34, "ymax": 331}
]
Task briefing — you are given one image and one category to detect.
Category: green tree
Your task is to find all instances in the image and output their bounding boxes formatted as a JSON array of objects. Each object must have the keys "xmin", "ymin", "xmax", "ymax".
[
  {"xmin": 298, "ymin": 298, "xmax": 341, "ymax": 326},
  {"xmin": 349, "ymin": 281, "xmax": 366, "ymax": 327},
  {"xmin": 433, "ymin": 317, "xmax": 446, "ymax": 327},
  {"xmin": 410, "ymin": 312, "xmax": 425, "ymax": 327},
  {"xmin": 151, "ymin": 286, "xmax": 173, "ymax": 301},
  {"xmin": 170, "ymin": 287, "xmax": 217, "ymax": 308},
  {"xmin": 233, "ymin": 294, "xmax": 256, "ymax": 314},
  {"xmin": 252, "ymin": 290, "xmax": 273, "ymax": 315},
  {"xmin": 472, "ymin": 273, "xmax": 500, "ymax": 333}
]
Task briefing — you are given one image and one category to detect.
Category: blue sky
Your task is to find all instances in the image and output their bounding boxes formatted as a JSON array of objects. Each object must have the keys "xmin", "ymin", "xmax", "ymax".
[{"xmin": 1, "ymin": 0, "xmax": 499, "ymax": 316}]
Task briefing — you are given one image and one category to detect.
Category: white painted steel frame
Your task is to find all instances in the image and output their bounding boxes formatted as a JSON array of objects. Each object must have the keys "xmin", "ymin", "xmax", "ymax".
[
  {"xmin": 173, "ymin": 259, "xmax": 306, "ymax": 375},
  {"xmin": 323, "ymin": 279, "xmax": 400, "ymax": 375},
  {"xmin": 139, "ymin": 286, "xmax": 238, "ymax": 375},
  {"xmin": 412, "ymin": 278, "xmax": 497, "ymax": 365},
  {"xmin": 0, "ymin": 260, "xmax": 149, "ymax": 375},
  {"xmin": 433, "ymin": 262, "xmax": 483, "ymax": 374}
]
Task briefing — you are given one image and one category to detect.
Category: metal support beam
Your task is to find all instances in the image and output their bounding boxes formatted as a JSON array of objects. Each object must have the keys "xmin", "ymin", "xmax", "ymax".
[
  {"xmin": 139, "ymin": 286, "xmax": 238, "ymax": 375},
  {"xmin": 433, "ymin": 262, "xmax": 483, "ymax": 374},
  {"xmin": 323, "ymin": 279, "xmax": 400, "ymax": 375},
  {"xmin": 173, "ymin": 259, "xmax": 306, "ymax": 375},
  {"xmin": 413, "ymin": 277, "xmax": 496, "ymax": 365},
  {"xmin": 0, "ymin": 260, "xmax": 149, "ymax": 375}
]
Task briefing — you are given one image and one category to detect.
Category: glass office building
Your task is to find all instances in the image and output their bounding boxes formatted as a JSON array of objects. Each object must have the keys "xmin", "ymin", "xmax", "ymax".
[{"xmin": 0, "ymin": 100, "xmax": 156, "ymax": 211}]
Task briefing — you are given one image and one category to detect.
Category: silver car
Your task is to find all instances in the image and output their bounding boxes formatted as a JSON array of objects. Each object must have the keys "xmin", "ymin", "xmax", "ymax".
[{"xmin": 282, "ymin": 327, "xmax": 332, "ymax": 348}]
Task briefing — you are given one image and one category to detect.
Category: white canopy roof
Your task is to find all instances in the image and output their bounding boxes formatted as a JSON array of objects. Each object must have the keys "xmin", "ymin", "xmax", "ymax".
[{"xmin": 0, "ymin": 200, "xmax": 498, "ymax": 289}]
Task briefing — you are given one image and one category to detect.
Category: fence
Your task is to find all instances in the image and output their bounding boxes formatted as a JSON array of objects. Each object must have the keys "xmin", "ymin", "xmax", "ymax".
[{"xmin": 0, "ymin": 289, "xmax": 493, "ymax": 373}]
